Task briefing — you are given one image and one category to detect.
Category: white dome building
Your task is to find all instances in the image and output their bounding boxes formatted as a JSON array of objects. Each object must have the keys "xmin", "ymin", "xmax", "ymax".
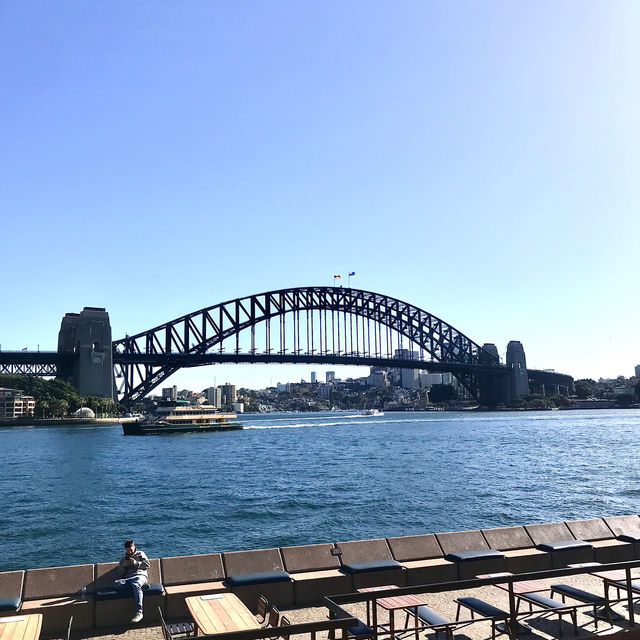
[{"xmin": 74, "ymin": 407, "xmax": 96, "ymax": 419}]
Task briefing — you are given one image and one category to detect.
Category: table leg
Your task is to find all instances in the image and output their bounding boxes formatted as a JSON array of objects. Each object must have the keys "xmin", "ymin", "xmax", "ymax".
[
  {"xmin": 372, "ymin": 599, "xmax": 378, "ymax": 638},
  {"xmin": 390, "ymin": 610, "xmax": 395, "ymax": 640},
  {"xmin": 413, "ymin": 609, "xmax": 419, "ymax": 640}
]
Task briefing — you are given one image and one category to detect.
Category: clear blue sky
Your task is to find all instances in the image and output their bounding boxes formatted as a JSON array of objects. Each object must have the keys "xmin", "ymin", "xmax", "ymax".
[{"xmin": 1, "ymin": 1, "xmax": 638, "ymax": 391}]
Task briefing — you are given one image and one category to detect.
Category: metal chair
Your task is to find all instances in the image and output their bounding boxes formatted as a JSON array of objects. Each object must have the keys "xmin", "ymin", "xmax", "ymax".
[
  {"xmin": 256, "ymin": 595, "xmax": 270, "ymax": 625},
  {"xmin": 158, "ymin": 606, "xmax": 195, "ymax": 640},
  {"xmin": 279, "ymin": 615, "xmax": 291, "ymax": 640},
  {"xmin": 266, "ymin": 606, "xmax": 281, "ymax": 640}
]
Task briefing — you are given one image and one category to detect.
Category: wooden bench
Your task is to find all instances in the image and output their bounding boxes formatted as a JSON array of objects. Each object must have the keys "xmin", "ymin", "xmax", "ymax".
[
  {"xmin": 455, "ymin": 597, "xmax": 509, "ymax": 640},
  {"xmin": 515, "ymin": 592, "xmax": 578, "ymax": 636},
  {"xmin": 550, "ymin": 583, "xmax": 613, "ymax": 629}
]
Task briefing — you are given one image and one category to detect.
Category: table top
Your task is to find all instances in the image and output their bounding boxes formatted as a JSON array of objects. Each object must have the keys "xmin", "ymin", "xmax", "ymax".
[
  {"xmin": 591, "ymin": 569, "xmax": 640, "ymax": 581},
  {"xmin": 185, "ymin": 593, "xmax": 259, "ymax": 635},
  {"xmin": 377, "ymin": 594, "xmax": 430, "ymax": 611},
  {"xmin": 476, "ymin": 573, "xmax": 548, "ymax": 594},
  {"xmin": 0, "ymin": 614, "xmax": 43, "ymax": 640},
  {"xmin": 357, "ymin": 585, "xmax": 399, "ymax": 593}
]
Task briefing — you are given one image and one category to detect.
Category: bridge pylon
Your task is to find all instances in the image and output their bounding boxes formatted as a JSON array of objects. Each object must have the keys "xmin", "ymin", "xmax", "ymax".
[{"xmin": 58, "ymin": 307, "xmax": 114, "ymax": 399}]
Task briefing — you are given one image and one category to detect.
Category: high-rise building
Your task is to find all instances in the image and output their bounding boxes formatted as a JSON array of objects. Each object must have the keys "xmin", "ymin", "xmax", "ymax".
[
  {"xmin": 311, "ymin": 372, "xmax": 317, "ymax": 384},
  {"xmin": 326, "ymin": 371, "xmax": 335, "ymax": 383},
  {"xmin": 635, "ymin": 365, "xmax": 640, "ymax": 378},
  {"xmin": 205, "ymin": 386, "xmax": 222, "ymax": 408},
  {"xmin": 162, "ymin": 385, "xmax": 178, "ymax": 401},
  {"xmin": 220, "ymin": 382, "xmax": 237, "ymax": 404}
]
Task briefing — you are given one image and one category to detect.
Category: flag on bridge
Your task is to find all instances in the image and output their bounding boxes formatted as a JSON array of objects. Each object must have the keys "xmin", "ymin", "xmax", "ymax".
[
  {"xmin": 348, "ymin": 271, "xmax": 355, "ymax": 276},
  {"xmin": 333, "ymin": 275, "xmax": 341, "ymax": 279}
]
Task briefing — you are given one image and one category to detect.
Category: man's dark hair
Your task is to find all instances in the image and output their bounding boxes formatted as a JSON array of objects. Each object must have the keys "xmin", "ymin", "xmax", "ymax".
[{"xmin": 124, "ymin": 539, "xmax": 135, "ymax": 548}]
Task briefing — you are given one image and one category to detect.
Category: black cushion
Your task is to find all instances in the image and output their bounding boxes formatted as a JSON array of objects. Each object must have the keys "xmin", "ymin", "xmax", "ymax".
[
  {"xmin": 444, "ymin": 549, "xmax": 504, "ymax": 562},
  {"xmin": 347, "ymin": 619, "xmax": 374, "ymax": 637},
  {"xmin": 456, "ymin": 597, "xmax": 507, "ymax": 618},
  {"xmin": 0, "ymin": 597, "xmax": 21, "ymax": 612},
  {"xmin": 536, "ymin": 539, "xmax": 592, "ymax": 552},
  {"xmin": 617, "ymin": 534, "xmax": 640, "ymax": 543},
  {"xmin": 340, "ymin": 560, "xmax": 402, "ymax": 574},
  {"xmin": 522, "ymin": 592, "xmax": 570, "ymax": 610},
  {"xmin": 550, "ymin": 584, "xmax": 605, "ymax": 604},
  {"xmin": 408, "ymin": 606, "xmax": 450, "ymax": 627},
  {"xmin": 224, "ymin": 571, "xmax": 291, "ymax": 587},
  {"xmin": 95, "ymin": 582, "xmax": 164, "ymax": 600}
]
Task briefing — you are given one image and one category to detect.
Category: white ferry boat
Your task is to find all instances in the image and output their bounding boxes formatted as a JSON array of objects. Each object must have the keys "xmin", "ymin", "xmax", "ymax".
[
  {"xmin": 123, "ymin": 401, "xmax": 242, "ymax": 435},
  {"xmin": 361, "ymin": 409, "xmax": 384, "ymax": 417}
]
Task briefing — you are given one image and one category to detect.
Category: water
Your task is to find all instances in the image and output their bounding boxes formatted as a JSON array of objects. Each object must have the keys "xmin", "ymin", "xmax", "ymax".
[{"xmin": 1, "ymin": 409, "xmax": 639, "ymax": 572}]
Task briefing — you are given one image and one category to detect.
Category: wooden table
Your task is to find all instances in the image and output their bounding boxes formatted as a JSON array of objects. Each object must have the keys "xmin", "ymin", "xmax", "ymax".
[
  {"xmin": 0, "ymin": 614, "xmax": 43, "ymax": 640},
  {"xmin": 377, "ymin": 593, "xmax": 432, "ymax": 640},
  {"xmin": 357, "ymin": 585, "xmax": 399, "ymax": 631},
  {"xmin": 185, "ymin": 593, "xmax": 260, "ymax": 636}
]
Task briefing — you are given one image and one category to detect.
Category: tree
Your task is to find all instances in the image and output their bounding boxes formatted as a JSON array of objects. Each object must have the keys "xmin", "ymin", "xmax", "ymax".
[
  {"xmin": 574, "ymin": 379, "xmax": 596, "ymax": 399},
  {"xmin": 429, "ymin": 384, "xmax": 457, "ymax": 403}
]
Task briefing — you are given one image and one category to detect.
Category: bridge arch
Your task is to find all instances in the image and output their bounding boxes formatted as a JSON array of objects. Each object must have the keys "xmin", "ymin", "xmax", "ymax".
[{"xmin": 113, "ymin": 286, "xmax": 499, "ymax": 403}]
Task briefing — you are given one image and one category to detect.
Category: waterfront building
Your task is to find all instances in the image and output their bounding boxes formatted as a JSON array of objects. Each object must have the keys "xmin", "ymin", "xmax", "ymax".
[
  {"xmin": 318, "ymin": 383, "xmax": 331, "ymax": 399},
  {"xmin": 162, "ymin": 385, "xmax": 178, "ymax": 401},
  {"xmin": 0, "ymin": 388, "xmax": 35, "ymax": 418},
  {"xmin": 366, "ymin": 370, "xmax": 388, "ymax": 388},
  {"xmin": 205, "ymin": 386, "xmax": 223, "ymax": 408},
  {"xmin": 220, "ymin": 382, "xmax": 237, "ymax": 404}
]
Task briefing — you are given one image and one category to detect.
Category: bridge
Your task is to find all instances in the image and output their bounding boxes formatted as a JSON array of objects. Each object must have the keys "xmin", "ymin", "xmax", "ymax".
[{"xmin": 0, "ymin": 286, "xmax": 574, "ymax": 405}]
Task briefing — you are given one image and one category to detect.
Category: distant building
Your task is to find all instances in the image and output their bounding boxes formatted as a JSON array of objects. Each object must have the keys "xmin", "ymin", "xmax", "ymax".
[
  {"xmin": 276, "ymin": 382, "xmax": 291, "ymax": 392},
  {"xmin": 318, "ymin": 383, "xmax": 331, "ymax": 399},
  {"xmin": 419, "ymin": 373, "xmax": 443, "ymax": 389},
  {"xmin": 0, "ymin": 388, "xmax": 35, "ymax": 419},
  {"xmin": 326, "ymin": 371, "xmax": 335, "ymax": 383},
  {"xmin": 204, "ymin": 386, "xmax": 222, "ymax": 408},
  {"xmin": 311, "ymin": 372, "xmax": 317, "ymax": 384},
  {"xmin": 635, "ymin": 365, "xmax": 640, "ymax": 378},
  {"xmin": 162, "ymin": 386, "xmax": 178, "ymax": 401},
  {"xmin": 220, "ymin": 382, "xmax": 236, "ymax": 404},
  {"xmin": 366, "ymin": 370, "xmax": 388, "ymax": 388}
]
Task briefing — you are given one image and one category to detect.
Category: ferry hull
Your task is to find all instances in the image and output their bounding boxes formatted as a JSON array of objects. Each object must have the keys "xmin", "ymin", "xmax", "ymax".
[{"xmin": 123, "ymin": 421, "xmax": 243, "ymax": 435}]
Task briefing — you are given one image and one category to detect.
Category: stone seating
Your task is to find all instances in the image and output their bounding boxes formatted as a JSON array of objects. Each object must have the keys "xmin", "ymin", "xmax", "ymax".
[
  {"xmin": 337, "ymin": 539, "xmax": 406, "ymax": 590},
  {"xmin": 280, "ymin": 543, "xmax": 351, "ymax": 606},
  {"xmin": 20, "ymin": 563, "xmax": 94, "ymax": 635},
  {"xmin": 604, "ymin": 515, "xmax": 640, "ymax": 555},
  {"xmin": 565, "ymin": 518, "xmax": 633, "ymax": 564},
  {"xmin": 161, "ymin": 553, "xmax": 227, "ymax": 619},
  {"xmin": 92, "ymin": 559, "xmax": 165, "ymax": 629},
  {"xmin": 222, "ymin": 548, "xmax": 294, "ymax": 608},
  {"xmin": 387, "ymin": 533, "xmax": 457, "ymax": 586},
  {"xmin": 481, "ymin": 526, "xmax": 551, "ymax": 574},
  {"xmin": 0, "ymin": 570, "xmax": 24, "ymax": 612},
  {"xmin": 435, "ymin": 530, "xmax": 506, "ymax": 579},
  {"xmin": 524, "ymin": 522, "xmax": 593, "ymax": 568}
]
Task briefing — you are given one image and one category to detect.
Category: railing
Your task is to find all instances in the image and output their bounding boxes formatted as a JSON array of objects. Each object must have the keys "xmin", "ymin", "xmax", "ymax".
[{"xmin": 322, "ymin": 559, "xmax": 640, "ymax": 640}]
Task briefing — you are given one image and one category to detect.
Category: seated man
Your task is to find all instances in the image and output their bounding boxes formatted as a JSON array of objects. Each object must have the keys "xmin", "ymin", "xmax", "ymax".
[{"xmin": 114, "ymin": 539, "xmax": 150, "ymax": 623}]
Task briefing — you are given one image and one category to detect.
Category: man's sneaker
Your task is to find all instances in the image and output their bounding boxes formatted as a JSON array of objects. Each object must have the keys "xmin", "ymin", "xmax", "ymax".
[{"xmin": 131, "ymin": 612, "xmax": 143, "ymax": 623}]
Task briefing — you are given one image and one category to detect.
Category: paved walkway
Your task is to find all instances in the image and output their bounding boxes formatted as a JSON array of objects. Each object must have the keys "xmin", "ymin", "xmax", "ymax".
[{"xmin": 74, "ymin": 573, "xmax": 638, "ymax": 640}]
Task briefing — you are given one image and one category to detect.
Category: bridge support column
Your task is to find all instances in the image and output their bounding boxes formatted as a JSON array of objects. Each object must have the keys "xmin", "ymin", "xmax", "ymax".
[
  {"xmin": 58, "ymin": 307, "xmax": 114, "ymax": 399},
  {"xmin": 506, "ymin": 340, "xmax": 529, "ymax": 402}
]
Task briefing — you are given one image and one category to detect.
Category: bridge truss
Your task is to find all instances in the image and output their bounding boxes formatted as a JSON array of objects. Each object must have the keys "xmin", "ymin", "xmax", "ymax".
[{"xmin": 113, "ymin": 286, "xmax": 500, "ymax": 404}]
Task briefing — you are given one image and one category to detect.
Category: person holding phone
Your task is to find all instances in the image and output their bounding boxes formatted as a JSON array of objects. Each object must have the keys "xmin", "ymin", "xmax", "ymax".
[{"xmin": 113, "ymin": 539, "xmax": 150, "ymax": 623}]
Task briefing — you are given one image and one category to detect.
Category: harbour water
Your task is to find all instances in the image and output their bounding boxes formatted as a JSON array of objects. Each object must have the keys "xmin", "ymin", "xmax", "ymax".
[{"xmin": 1, "ymin": 409, "xmax": 639, "ymax": 572}]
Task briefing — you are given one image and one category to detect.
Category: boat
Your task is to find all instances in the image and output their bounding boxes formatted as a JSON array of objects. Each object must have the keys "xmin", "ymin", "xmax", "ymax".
[
  {"xmin": 361, "ymin": 409, "xmax": 384, "ymax": 417},
  {"xmin": 122, "ymin": 401, "xmax": 243, "ymax": 435}
]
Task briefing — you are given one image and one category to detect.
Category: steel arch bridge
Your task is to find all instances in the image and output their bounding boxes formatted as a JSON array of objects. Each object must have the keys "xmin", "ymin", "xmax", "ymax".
[{"xmin": 113, "ymin": 286, "xmax": 503, "ymax": 404}]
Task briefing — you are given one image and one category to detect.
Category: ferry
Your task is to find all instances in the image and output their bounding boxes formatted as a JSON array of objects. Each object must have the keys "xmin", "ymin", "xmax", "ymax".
[
  {"xmin": 361, "ymin": 409, "xmax": 384, "ymax": 417},
  {"xmin": 122, "ymin": 401, "xmax": 243, "ymax": 435}
]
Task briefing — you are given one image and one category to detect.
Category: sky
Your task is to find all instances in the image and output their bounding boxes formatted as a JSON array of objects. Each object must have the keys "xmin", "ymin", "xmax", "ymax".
[{"xmin": 1, "ymin": 1, "xmax": 639, "ymax": 393}]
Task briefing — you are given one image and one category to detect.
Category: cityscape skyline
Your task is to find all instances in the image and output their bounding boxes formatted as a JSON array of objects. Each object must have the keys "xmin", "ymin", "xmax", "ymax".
[{"xmin": 1, "ymin": 2, "xmax": 638, "ymax": 391}]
